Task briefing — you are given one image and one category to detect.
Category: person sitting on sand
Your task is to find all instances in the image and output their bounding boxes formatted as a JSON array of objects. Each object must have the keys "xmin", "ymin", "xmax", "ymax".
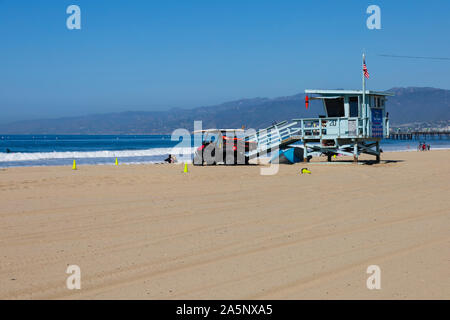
[{"xmin": 164, "ymin": 154, "xmax": 177, "ymax": 163}]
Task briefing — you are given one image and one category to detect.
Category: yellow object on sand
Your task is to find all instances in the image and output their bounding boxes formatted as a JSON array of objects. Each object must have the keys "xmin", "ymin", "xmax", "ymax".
[
  {"xmin": 115, "ymin": 158, "xmax": 119, "ymax": 165},
  {"xmin": 301, "ymin": 168, "xmax": 311, "ymax": 174},
  {"xmin": 183, "ymin": 162, "xmax": 188, "ymax": 173},
  {"xmin": 333, "ymin": 154, "xmax": 337, "ymax": 159},
  {"xmin": 72, "ymin": 160, "xmax": 77, "ymax": 170}
]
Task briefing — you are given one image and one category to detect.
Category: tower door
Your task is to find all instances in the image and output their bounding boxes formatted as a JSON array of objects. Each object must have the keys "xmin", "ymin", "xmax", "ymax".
[{"xmin": 349, "ymin": 97, "xmax": 359, "ymax": 117}]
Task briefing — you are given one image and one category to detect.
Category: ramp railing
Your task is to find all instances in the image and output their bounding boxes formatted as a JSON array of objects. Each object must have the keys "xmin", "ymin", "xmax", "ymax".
[
  {"xmin": 245, "ymin": 121, "xmax": 301, "ymax": 158},
  {"xmin": 293, "ymin": 117, "xmax": 364, "ymax": 138}
]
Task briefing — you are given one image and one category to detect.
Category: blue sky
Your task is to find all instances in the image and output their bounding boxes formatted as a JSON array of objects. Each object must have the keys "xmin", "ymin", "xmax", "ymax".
[{"xmin": 1, "ymin": 0, "xmax": 449, "ymax": 122}]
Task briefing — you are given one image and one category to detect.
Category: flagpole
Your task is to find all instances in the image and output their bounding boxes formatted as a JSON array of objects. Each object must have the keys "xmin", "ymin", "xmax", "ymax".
[{"xmin": 362, "ymin": 53, "xmax": 366, "ymax": 136}]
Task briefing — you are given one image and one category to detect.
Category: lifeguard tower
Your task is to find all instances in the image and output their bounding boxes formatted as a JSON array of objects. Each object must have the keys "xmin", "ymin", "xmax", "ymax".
[
  {"xmin": 245, "ymin": 89, "xmax": 393, "ymax": 163},
  {"xmin": 244, "ymin": 55, "xmax": 394, "ymax": 163},
  {"xmin": 298, "ymin": 89, "xmax": 393, "ymax": 162}
]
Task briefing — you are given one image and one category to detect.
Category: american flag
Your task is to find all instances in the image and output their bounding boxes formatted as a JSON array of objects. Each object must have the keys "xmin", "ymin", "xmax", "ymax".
[{"xmin": 363, "ymin": 57, "xmax": 370, "ymax": 79}]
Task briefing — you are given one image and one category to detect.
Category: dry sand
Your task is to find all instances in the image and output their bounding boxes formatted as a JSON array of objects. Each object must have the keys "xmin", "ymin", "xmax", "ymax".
[{"xmin": 0, "ymin": 150, "xmax": 449, "ymax": 299}]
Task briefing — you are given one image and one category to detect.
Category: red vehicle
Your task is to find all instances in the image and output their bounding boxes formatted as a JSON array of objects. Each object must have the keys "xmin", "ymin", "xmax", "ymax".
[{"xmin": 193, "ymin": 129, "xmax": 256, "ymax": 165}]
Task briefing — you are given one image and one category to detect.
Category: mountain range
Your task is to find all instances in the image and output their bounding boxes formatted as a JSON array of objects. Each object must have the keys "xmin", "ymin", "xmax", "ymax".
[{"xmin": 1, "ymin": 87, "xmax": 449, "ymax": 134}]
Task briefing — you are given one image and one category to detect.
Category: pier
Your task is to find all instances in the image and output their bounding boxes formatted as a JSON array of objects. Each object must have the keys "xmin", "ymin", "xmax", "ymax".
[{"xmin": 389, "ymin": 131, "xmax": 450, "ymax": 140}]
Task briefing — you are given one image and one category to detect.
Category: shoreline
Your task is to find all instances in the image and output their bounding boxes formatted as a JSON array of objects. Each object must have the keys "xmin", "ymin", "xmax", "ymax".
[{"xmin": 1, "ymin": 148, "xmax": 450, "ymax": 169}]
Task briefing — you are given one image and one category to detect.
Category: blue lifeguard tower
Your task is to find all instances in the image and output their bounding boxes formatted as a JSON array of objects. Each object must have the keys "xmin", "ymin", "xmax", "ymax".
[
  {"xmin": 245, "ymin": 56, "xmax": 394, "ymax": 163},
  {"xmin": 299, "ymin": 89, "xmax": 393, "ymax": 162}
]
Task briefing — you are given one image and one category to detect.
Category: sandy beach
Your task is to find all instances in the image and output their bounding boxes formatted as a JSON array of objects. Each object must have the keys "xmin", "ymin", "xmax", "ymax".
[{"xmin": 0, "ymin": 150, "xmax": 449, "ymax": 300}]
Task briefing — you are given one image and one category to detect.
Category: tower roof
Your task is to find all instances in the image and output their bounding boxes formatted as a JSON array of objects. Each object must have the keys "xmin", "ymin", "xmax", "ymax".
[{"xmin": 305, "ymin": 89, "xmax": 394, "ymax": 96}]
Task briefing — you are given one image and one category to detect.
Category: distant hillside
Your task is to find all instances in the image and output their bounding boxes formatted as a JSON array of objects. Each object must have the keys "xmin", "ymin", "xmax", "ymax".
[
  {"xmin": 387, "ymin": 87, "xmax": 450, "ymax": 124},
  {"xmin": 1, "ymin": 87, "xmax": 449, "ymax": 134}
]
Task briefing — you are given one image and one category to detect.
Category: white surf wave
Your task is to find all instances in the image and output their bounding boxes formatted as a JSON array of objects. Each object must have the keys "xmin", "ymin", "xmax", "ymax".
[{"xmin": 0, "ymin": 147, "xmax": 195, "ymax": 162}]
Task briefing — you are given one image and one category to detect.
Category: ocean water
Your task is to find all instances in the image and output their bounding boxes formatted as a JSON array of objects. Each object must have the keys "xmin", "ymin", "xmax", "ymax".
[
  {"xmin": 0, "ymin": 135, "xmax": 193, "ymax": 168},
  {"xmin": 0, "ymin": 134, "xmax": 449, "ymax": 168}
]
